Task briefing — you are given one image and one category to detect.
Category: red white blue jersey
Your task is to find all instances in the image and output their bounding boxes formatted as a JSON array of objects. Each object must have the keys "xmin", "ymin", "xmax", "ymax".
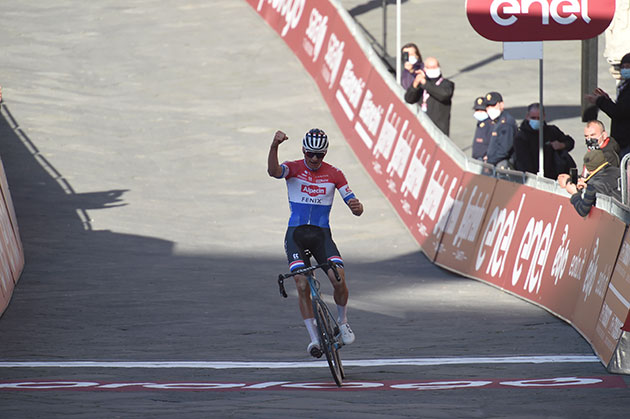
[{"xmin": 277, "ymin": 159, "xmax": 356, "ymax": 228}]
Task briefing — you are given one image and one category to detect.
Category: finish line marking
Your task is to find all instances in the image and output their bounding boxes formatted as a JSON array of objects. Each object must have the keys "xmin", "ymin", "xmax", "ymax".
[{"xmin": 0, "ymin": 355, "xmax": 600, "ymax": 369}]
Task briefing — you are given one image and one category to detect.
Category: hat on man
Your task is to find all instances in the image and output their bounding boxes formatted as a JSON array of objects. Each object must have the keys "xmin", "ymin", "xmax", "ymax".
[
  {"xmin": 473, "ymin": 96, "xmax": 486, "ymax": 111},
  {"xmin": 583, "ymin": 149, "xmax": 607, "ymax": 172},
  {"xmin": 485, "ymin": 91, "xmax": 503, "ymax": 106},
  {"xmin": 621, "ymin": 52, "xmax": 630, "ymax": 65}
]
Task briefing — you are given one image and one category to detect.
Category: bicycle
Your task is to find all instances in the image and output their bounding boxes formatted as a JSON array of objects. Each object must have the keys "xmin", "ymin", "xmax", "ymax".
[{"xmin": 277, "ymin": 253, "xmax": 345, "ymax": 387}]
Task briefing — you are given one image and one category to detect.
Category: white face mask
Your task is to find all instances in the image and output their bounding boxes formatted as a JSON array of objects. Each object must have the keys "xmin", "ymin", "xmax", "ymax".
[
  {"xmin": 424, "ymin": 67, "xmax": 441, "ymax": 79},
  {"xmin": 474, "ymin": 111, "xmax": 488, "ymax": 122},
  {"xmin": 487, "ymin": 107, "xmax": 501, "ymax": 120},
  {"xmin": 408, "ymin": 55, "xmax": 418, "ymax": 65}
]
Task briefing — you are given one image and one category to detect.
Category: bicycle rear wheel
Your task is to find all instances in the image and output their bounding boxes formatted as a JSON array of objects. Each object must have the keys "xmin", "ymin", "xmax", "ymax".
[{"xmin": 314, "ymin": 299, "xmax": 343, "ymax": 386}]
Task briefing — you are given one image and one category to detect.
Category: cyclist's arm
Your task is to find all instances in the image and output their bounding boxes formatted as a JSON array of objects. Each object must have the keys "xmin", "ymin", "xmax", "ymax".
[
  {"xmin": 336, "ymin": 174, "xmax": 364, "ymax": 216},
  {"xmin": 268, "ymin": 130, "xmax": 288, "ymax": 178}
]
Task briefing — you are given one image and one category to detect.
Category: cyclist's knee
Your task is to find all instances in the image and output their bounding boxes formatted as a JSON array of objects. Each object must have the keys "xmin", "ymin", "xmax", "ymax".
[
  {"xmin": 327, "ymin": 265, "xmax": 346, "ymax": 285},
  {"xmin": 294, "ymin": 275, "xmax": 309, "ymax": 295}
]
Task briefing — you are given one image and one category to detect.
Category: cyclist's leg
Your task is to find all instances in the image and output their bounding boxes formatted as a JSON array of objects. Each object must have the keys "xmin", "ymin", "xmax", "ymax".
[
  {"xmin": 320, "ymin": 228, "xmax": 355, "ymax": 344},
  {"xmin": 285, "ymin": 227, "xmax": 321, "ymax": 356},
  {"xmin": 317, "ymin": 228, "xmax": 348, "ymax": 307},
  {"xmin": 285, "ymin": 227, "xmax": 315, "ymax": 319}
]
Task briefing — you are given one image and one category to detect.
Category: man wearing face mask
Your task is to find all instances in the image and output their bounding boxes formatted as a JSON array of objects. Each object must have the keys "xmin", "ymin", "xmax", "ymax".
[
  {"xmin": 400, "ymin": 43, "xmax": 423, "ymax": 90},
  {"xmin": 583, "ymin": 120, "xmax": 619, "ymax": 168},
  {"xmin": 586, "ymin": 52, "xmax": 630, "ymax": 159},
  {"xmin": 471, "ymin": 96, "xmax": 492, "ymax": 161},
  {"xmin": 513, "ymin": 103, "xmax": 576, "ymax": 179},
  {"xmin": 484, "ymin": 91, "xmax": 517, "ymax": 169},
  {"xmin": 404, "ymin": 56, "xmax": 455, "ymax": 136}
]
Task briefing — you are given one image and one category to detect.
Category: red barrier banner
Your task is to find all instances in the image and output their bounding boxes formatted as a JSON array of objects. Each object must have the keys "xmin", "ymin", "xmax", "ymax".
[
  {"xmin": 434, "ymin": 173, "xmax": 497, "ymax": 273},
  {"xmin": 468, "ymin": 181, "xmax": 612, "ymax": 323},
  {"xmin": 571, "ymin": 212, "xmax": 625, "ymax": 340},
  {"xmin": 0, "ymin": 159, "xmax": 22, "ymax": 259},
  {"xmin": 593, "ymin": 228, "xmax": 630, "ymax": 363},
  {"xmin": 410, "ymin": 147, "xmax": 464, "ymax": 260}
]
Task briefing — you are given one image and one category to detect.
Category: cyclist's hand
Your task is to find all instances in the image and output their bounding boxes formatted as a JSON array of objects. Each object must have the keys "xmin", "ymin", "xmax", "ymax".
[
  {"xmin": 348, "ymin": 198, "xmax": 363, "ymax": 216},
  {"xmin": 272, "ymin": 130, "xmax": 288, "ymax": 147}
]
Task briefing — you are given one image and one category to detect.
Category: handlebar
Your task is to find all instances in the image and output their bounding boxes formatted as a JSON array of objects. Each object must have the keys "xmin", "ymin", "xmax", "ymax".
[{"xmin": 276, "ymin": 261, "xmax": 341, "ymax": 298}]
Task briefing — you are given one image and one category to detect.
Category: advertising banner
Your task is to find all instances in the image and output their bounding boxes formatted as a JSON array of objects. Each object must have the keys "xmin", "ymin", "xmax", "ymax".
[
  {"xmin": 435, "ymin": 173, "xmax": 497, "ymax": 273},
  {"xmin": 571, "ymin": 212, "xmax": 625, "ymax": 340},
  {"xmin": 593, "ymin": 227, "xmax": 630, "ymax": 364},
  {"xmin": 466, "ymin": 0, "xmax": 616, "ymax": 42}
]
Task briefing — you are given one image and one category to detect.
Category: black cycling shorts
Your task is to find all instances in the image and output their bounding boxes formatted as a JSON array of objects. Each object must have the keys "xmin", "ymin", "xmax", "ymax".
[{"xmin": 284, "ymin": 225, "xmax": 343, "ymax": 273}]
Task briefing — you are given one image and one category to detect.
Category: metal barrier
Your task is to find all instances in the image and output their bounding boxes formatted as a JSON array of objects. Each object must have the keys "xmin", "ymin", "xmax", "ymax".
[{"xmin": 620, "ymin": 153, "xmax": 630, "ymax": 206}]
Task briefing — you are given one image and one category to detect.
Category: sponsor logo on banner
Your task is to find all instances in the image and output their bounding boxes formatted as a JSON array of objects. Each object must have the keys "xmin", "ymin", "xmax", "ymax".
[
  {"xmin": 301, "ymin": 184, "xmax": 326, "ymax": 197},
  {"xmin": 336, "ymin": 60, "xmax": 367, "ymax": 122},
  {"xmin": 400, "ymin": 139, "xmax": 430, "ymax": 207},
  {"xmin": 511, "ymin": 206, "xmax": 562, "ymax": 295},
  {"xmin": 475, "ymin": 194, "xmax": 525, "ymax": 278},
  {"xmin": 417, "ymin": 161, "xmax": 458, "ymax": 238},
  {"xmin": 303, "ymin": 7, "xmax": 328, "ymax": 61},
  {"xmin": 322, "ymin": 33, "xmax": 344, "ymax": 88},
  {"xmin": 256, "ymin": 0, "xmax": 306, "ymax": 37},
  {"xmin": 466, "ymin": 0, "xmax": 615, "ymax": 41},
  {"xmin": 448, "ymin": 185, "xmax": 490, "ymax": 251},
  {"xmin": 354, "ymin": 89, "xmax": 383, "ymax": 148}
]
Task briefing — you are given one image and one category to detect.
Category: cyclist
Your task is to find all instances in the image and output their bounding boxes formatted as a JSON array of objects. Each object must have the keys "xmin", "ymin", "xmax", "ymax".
[{"xmin": 267, "ymin": 128, "xmax": 364, "ymax": 358}]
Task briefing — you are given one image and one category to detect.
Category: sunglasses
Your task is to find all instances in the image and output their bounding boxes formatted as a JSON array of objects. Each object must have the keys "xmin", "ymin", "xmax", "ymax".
[{"xmin": 305, "ymin": 151, "xmax": 326, "ymax": 159}]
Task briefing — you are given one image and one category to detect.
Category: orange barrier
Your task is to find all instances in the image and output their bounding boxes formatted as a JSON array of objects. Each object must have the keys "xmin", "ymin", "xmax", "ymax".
[
  {"xmin": 0, "ymin": 155, "xmax": 24, "ymax": 316},
  {"xmin": 247, "ymin": 0, "xmax": 630, "ymax": 373}
]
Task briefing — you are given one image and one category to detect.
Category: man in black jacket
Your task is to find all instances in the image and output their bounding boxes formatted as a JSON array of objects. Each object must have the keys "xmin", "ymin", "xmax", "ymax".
[
  {"xmin": 559, "ymin": 149, "xmax": 621, "ymax": 217},
  {"xmin": 513, "ymin": 103, "xmax": 576, "ymax": 179},
  {"xmin": 404, "ymin": 56, "xmax": 455, "ymax": 136},
  {"xmin": 586, "ymin": 52, "xmax": 630, "ymax": 159}
]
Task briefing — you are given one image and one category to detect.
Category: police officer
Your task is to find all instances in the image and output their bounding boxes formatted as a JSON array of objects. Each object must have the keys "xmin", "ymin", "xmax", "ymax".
[
  {"xmin": 471, "ymin": 96, "xmax": 492, "ymax": 161},
  {"xmin": 485, "ymin": 91, "xmax": 518, "ymax": 169}
]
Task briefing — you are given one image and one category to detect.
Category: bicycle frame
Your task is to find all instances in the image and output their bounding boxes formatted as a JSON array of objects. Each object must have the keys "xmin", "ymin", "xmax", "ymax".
[{"xmin": 277, "ymin": 259, "xmax": 345, "ymax": 386}]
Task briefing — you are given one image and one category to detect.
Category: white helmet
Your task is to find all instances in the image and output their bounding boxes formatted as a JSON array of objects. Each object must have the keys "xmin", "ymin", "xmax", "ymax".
[{"xmin": 302, "ymin": 128, "xmax": 328, "ymax": 152}]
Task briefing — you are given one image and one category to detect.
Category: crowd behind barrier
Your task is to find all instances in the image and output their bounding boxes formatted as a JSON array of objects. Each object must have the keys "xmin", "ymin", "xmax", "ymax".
[
  {"xmin": 247, "ymin": 0, "xmax": 630, "ymax": 373},
  {"xmin": 0, "ymin": 96, "xmax": 25, "ymax": 316}
]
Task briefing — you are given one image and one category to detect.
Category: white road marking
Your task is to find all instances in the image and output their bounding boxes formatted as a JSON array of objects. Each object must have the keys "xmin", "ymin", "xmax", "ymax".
[{"xmin": 0, "ymin": 355, "xmax": 600, "ymax": 369}]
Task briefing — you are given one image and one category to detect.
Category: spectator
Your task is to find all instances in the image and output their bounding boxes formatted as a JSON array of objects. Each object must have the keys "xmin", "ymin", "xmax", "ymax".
[
  {"xmin": 400, "ymin": 43, "xmax": 423, "ymax": 90},
  {"xmin": 558, "ymin": 149, "xmax": 621, "ymax": 217},
  {"xmin": 484, "ymin": 91, "xmax": 517, "ymax": 169},
  {"xmin": 404, "ymin": 56, "xmax": 455, "ymax": 136},
  {"xmin": 471, "ymin": 96, "xmax": 492, "ymax": 161},
  {"xmin": 583, "ymin": 120, "xmax": 620, "ymax": 168},
  {"xmin": 513, "ymin": 103, "xmax": 576, "ymax": 179},
  {"xmin": 585, "ymin": 52, "xmax": 630, "ymax": 159}
]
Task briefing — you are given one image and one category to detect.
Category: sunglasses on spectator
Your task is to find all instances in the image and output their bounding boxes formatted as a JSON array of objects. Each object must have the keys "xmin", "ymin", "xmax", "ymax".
[{"xmin": 305, "ymin": 151, "xmax": 326, "ymax": 159}]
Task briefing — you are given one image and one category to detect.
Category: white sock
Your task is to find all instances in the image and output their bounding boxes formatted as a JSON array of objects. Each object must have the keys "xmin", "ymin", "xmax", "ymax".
[
  {"xmin": 337, "ymin": 305, "xmax": 348, "ymax": 324},
  {"xmin": 304, "ymin": 318, "xmax": 319, "ymax": 343}
]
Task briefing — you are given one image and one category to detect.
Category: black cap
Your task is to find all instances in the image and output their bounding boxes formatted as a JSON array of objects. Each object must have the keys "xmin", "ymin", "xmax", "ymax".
[
  {"xmin": 621, "ymin": 52, "xmax": 630, "ymax": 65},
  {"xmin": 485, "ymin": 91, "xmax": 503, "ymax": 106},
  {"xmin": 473, "ymin": 96, "xmax": 486, "ymax": 111}
]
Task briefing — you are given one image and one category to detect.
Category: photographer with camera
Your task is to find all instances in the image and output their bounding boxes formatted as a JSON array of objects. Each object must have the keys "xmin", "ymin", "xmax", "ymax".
[
  {"xmin": 404, "ymin": 56, "xmax": 454, "ymax": 136},
  {"xmin": 558, "ymin": 149, "xmax": 621, "ymax": 217},
  {"xmin": 400, "ymin": 43, "xmax": 423, "ymax": 90}
]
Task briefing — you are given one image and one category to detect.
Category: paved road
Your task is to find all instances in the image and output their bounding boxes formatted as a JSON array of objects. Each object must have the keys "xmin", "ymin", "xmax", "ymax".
[{"xmin": 0, "ymin": 1, "xmax": 628, "ymax": 417}]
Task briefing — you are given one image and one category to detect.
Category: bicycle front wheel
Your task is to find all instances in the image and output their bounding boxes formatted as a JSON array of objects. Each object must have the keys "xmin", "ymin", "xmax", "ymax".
[{"xmin": 314, "ymin": 299, "xmax": 343, "ymax": 387}]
